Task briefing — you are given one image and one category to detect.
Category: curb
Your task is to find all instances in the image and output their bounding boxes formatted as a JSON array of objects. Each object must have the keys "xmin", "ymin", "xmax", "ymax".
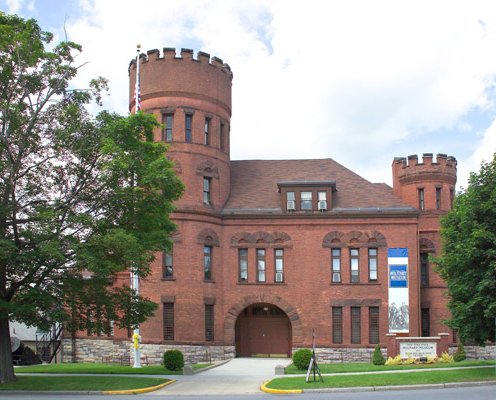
[
  {"xmin": 261, "ymin": 380, "xmax": 495, "ymax": 394},
  {"xmin": 304, "ymin": 380, "xmax": 496, "ymax": 393},
  {"xmin": 260, "ymin": 380, "xmax": 303, "ymax": 394},
  {"xmin": 103, "ymin": 379, "xmax": 176, "ymax": 395}
]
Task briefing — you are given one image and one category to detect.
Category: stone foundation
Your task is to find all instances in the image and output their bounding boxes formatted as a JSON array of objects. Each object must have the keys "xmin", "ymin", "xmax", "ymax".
[
  {"xmin": 61, "ymin": 339, "xmax": 234, "ymax": 365},
  {"xmin": 61, "ymin": 339, "xmax": 496, "ymax": 364},
  {"xmin": 449, "ymin": 345, "xmax": 496, "ymax": 360},
  {"xmin": 305, "ymin": 347, "xmax": 383, "ymax": 363}
]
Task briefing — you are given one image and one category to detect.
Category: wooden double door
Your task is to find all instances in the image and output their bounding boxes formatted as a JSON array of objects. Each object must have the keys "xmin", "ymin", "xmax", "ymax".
[{"xmin": 235, "ymin": 304, "xmax": 292, "ymax": 357}]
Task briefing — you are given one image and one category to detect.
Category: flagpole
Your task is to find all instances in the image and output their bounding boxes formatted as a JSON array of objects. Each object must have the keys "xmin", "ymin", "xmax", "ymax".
[{"xmin": 132, "ymin": 44, "xmax": 142, "ymax": 368}]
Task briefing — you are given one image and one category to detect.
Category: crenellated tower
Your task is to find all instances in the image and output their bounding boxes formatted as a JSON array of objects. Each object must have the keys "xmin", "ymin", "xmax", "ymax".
[
  {"xmin": 392, "ymin": 153, "xmax": 457, "ymax": 212},
  {"xmin": 392, "ymin": 153, "xmax": 457, "ymax": 339},
  {"xmin": 128, "ymin": 48, "xmax": 233, "ymax": 214}
]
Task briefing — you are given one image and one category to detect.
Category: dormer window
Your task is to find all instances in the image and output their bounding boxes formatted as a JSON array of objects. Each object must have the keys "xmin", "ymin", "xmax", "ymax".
[
  {"xmin": 301, "ymin": 192, "xmax": 312, "ymax": 210},
  {"xmin": 286, "ymin": 192, "xmax": 296, "ymax": 211},
  {"xmin": 318, "ymin": 191, "xmax": 327, "ymax": 211},
  {"xmin": 277, "ymin": 181, "xmax": 337, "ymax": 212}
]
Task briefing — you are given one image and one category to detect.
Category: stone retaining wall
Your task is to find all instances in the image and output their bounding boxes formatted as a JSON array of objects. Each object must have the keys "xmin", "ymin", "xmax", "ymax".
[
  {"xmin": 304, "ymin": 347, "xmax": 383, "ymax": 363},
  {"xmin": 62, "ymin": 340, "xmax": 495, "ymax": 364},
  {"xmin": 61, "ymin": 339, "xmax": 234, "ymax": 365},
  {"xmin": 449, "ymin": 345, "xmax": 496, "ymax": 360}
]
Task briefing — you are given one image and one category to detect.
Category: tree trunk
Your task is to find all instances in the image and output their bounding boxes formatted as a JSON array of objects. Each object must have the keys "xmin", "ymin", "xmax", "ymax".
[{"xmin": 0, "ymin": 317, "xmax": 16, "ymax": 383}]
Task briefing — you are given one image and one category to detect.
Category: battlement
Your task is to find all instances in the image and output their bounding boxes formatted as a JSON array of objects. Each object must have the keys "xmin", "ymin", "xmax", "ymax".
[
  {"xmin": 393, "ymin": 153, "xmax": 457, "ymax": 169},
  {"xmin": 128, "ymin": 47, "xmax": 232, "ymax": 79},
  {"xmin": 392, "ymin": 153, "xmax": 457, "ymax": 188},
  {"xmin": 128, "ymin": 47, "xmax": 233, "ymax": 114}
]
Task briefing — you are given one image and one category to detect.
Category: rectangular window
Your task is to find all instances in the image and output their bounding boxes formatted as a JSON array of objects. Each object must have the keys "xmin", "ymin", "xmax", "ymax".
[
  {"xmin": 256, "ymin": 249, "xmax": 266, "ymax": 282},
  {"xmin": 418, "ymin": 188, "xmax": 425, "ymax": 210},
  {"xmin": 350, "ymin": 248, "xmax": 359, "ymax": 283},
  {"xmin": 331, "ymin": 248, "xmax": 341, "ymax": 283},
  {"xmin": 332, "ymin": 307, "xmax": 343, "ymax": 344},
  {"xmin": 351, "ymin": 306, "xmax": 361, "ymax": 344},
  {"xmin": 420, "ymin": 252, "xmax": 429, "ymax": 287},
  {"xmin": 238, "ymin": 248, "xmax": 248, "ymax": 282},
  {"xmin": 369, "ymin": 307, "xmax": 379, "ymax": 344},
  {"xmin": 421, "ymin": 308, "xmax": 430, "ymax": 337},
  {"xmin": 275, "ymin": 249, "xmax": 284, "ymax": 283},
  {"xmin": 204, "ymin": 245, "xmax": 212, "ymax": 281},
  {"xmin": 203, "ymin": 177, "xmax": 211, "ymax": 205},
  {"xmin": 301, "ymin": 191, "xmax": 312, "ymax": 210},
  {"xmin": 436, "ymin": 187, "xmax": 441, "ymax": 210},
  {"xmin": 220, "ymin": 123, "xmax": 224, "ymax": 150},
  {"xmin": 162, "ymin": 251, "xmax": 173, "ymax": 279},
  {"xmin": 163, "ymin": 114, "xmax": 173, "ymax": 142},
  {"xmin": 185, "ymin": 114, "xmax": 192, "ymax": 142},
  {"xmin": 205, "ymin": 304, "xmax": 214, "ymax": 341},
  {"xmin": 368, "ymin": 248, "xmax": 378, "ymax": 281},
  {"xmin": 450, "ymin": 188, "xmax": 454, "ymax": 209},
  {"xmin": 286, "ymin": 191, "xmax": 296, "ymax": 211},
  {"xmin": 318, "ymin": 191, "xmax": 327, "ymax": 210},
  {"xmin": 163, "ymin": 303, "xmax": 174, "ymax": 340},
  {"xmin": 204, "ymin": 118, "xmax": 210, "ymax": 145}
]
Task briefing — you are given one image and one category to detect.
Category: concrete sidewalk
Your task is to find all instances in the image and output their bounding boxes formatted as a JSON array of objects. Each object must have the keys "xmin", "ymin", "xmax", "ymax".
[{"xmin": 147, "ymin": 357, "xmax": 292, "ymax": 395}]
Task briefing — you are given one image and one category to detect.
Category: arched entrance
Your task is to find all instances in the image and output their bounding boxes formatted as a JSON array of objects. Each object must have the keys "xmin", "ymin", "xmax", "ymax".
[{"xmin": 235, "ymin": 303, "xmax": 292, "ymax": 357}]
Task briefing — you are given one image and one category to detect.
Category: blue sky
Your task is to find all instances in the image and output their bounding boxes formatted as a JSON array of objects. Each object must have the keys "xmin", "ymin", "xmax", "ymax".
[{"xmin": 2, "ymin": 0, "xmax": 496, "ymax": 189}]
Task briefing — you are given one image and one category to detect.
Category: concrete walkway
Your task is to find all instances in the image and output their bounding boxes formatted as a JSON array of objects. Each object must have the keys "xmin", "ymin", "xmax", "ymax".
[{"xmin": 147, "ymin": 357, "xmax": 292, "ymax": 395}]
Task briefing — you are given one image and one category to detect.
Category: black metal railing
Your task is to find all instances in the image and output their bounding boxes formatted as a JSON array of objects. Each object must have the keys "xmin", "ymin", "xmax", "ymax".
[{"xmin": 36, "ymin": 323, "xmax": 63, "ymax": 363}]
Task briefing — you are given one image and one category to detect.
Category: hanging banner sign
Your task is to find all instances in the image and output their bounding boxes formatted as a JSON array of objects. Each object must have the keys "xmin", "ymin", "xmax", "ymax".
[{"xmin": 388, "ymin": 248, "xmax": 409, "ymax": 333}]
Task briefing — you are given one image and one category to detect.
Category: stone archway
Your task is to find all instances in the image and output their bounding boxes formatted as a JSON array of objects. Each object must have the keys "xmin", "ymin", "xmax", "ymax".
[{"xmin": 224, "ymin": 295, "xmax": 303, "ymax": 356}]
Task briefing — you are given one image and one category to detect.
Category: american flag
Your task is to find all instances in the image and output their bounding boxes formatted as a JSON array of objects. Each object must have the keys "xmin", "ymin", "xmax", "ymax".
[
  {"xmin": 134, "ymin": 78, "xmax": 141, "ymax": 112},
  {"xmin": 134, "ymin": 46, "xmax": 141, "ymax": 112}
]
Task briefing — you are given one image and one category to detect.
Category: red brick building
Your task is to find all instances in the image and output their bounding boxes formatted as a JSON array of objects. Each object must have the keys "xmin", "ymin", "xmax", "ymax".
[{"xmin": 65, "ymin": 48, "xmax": 459, "ymax": 364}]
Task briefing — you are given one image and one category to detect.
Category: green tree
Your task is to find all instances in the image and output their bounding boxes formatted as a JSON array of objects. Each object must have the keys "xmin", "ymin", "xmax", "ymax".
[
  {"xmin": 0, "ymin": 13, "xmax": 183, "ymax": 383},
  {"xmin": 436, "ymin": 153, "xmax": 496, "ymax": 346}
]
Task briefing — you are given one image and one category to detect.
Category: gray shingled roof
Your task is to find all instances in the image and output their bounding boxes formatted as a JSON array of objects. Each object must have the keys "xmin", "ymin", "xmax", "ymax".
[{"xmin": 223, "ymin": 159, "xmax": 414, "ymax": 214}]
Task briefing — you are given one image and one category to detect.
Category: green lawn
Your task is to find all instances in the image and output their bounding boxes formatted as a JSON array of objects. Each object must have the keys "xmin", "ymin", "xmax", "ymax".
[
  {"xmin": 0, "ymin": 376, "xmax": 169, "ymax": 391},
  {"xmin": 16, "ymin": 362, "xmax": 209, "ymax": 375},
  {"xmin": 285, "ymin": 359, "xmax": 496, "ymax": 374},
  {"xmin": 268, "ymin": 367, "xmax": 496, "ymax": 390}
]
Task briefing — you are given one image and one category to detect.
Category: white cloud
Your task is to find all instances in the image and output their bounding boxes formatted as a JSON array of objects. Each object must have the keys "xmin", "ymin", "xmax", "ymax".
[
  {"xmin": 6, "ymin": 0, "xmax": 33, "ymax": 13},
  {"xmin": 458, "ymin": 121, "xmax": 496, "ymax": 189},
  {"xmin": 11, "ymin": 0, "xmax": 496, "ymax": 188}
]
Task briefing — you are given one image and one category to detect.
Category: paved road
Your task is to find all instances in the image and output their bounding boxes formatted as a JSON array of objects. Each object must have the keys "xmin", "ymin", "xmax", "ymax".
[
  {"xmin": 148, "ymin": 357, "xmax": 292, "ymax": 395},
  {"xmin": 1, "ymin": 385, "xmax": 494, "ymax": 399}
]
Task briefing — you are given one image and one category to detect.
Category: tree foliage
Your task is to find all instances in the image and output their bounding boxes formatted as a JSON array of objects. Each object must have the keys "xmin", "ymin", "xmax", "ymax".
[
  {"xmin": 435, "ymin": 153, "xmax": 496, "ymax": 346},
  {"xmin": 0, "ymin": 12, "xmax": 183, "ymax": 383}
]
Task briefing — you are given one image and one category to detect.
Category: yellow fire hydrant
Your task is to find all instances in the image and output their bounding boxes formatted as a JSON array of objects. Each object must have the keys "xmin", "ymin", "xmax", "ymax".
[{"xmin": 132, "ymin": 333, "xmax": 141, "ymax": 349}]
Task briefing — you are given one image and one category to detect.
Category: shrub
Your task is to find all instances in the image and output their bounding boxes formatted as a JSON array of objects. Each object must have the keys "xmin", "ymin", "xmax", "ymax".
[
  {"xmin": 371, "ymin": 344, "xmax": 385, "ymax": 365},
  {"xmin": 453, "ymin": 343, "xmax": 466, "ymax": 362},
  {"xmin": 385, "ymin": 355, "xmax": 402, "ymax": 365},
  {"xmin": 292, "ymin": 348, "xmax": 313, "ymax": 370},
  {"xmin": 438, "ymin": 351, "xmax": 454, "ymax": 363},
  {"xmin": 403, "ymin": 357, "xmax": 415, "ymax": 365},
  {"xmin": 163, "ymin": 349, "xmax": 184, "ymax": 371}
]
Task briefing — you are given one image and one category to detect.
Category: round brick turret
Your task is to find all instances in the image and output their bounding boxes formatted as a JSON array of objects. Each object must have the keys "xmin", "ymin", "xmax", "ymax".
[
  {"xmin": 392, "ymin": 153, "xmax": 457, "ymax": 212},
  {"xmin": 129, "ymin": 48, "xmax": 233, "ymax": 214}
]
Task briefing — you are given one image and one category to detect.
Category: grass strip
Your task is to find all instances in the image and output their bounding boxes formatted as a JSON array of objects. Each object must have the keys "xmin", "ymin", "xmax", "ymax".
[
  {"xmin": 285, "ymin": 360, "xmax": 495, "ymax": 374},
  {"xmin": 268, "ymin": 367, "xmax": 496, "ymax": 390},
  {"xmin": 0, "ymin": 376, "xmax": 169, "ymax": 391},
  {"xmin": 16, "ymin": 363, "xmax": 185, "ymax": 375}
]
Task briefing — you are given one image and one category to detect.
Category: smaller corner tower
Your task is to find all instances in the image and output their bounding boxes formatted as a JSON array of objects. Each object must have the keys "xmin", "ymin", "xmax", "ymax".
[{"xmin": 392, "ymin": 153, "xmax": 457, "ymax": 212}]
